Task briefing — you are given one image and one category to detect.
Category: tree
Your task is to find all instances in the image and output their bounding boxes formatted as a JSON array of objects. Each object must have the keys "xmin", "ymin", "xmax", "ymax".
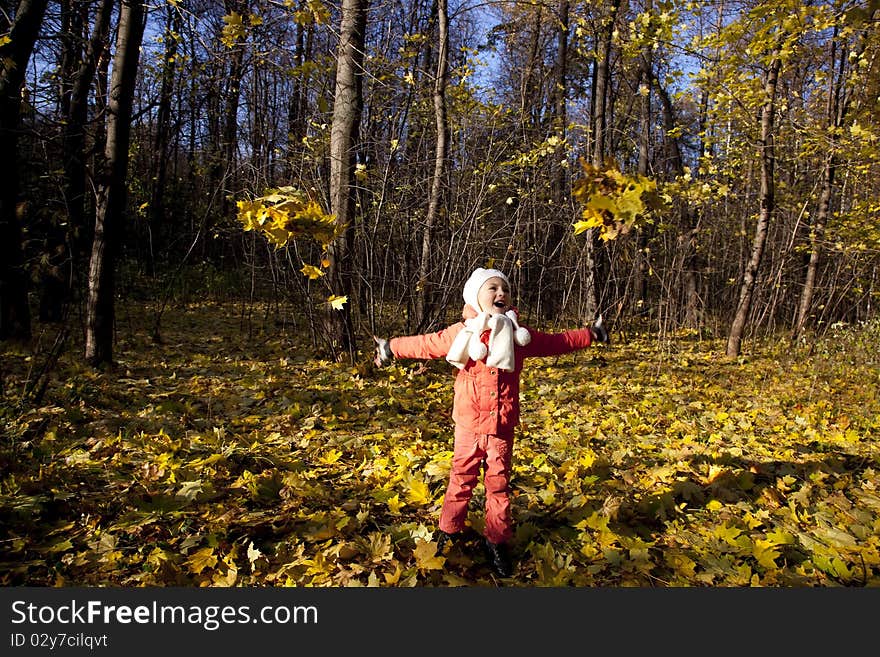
[
  {"xmin": 793, "ymin": 10, "xmax": 870, "ymax": 338},
  {"xmin": 415, "ymin": 0, "xmax": 449, "ymax": 331},
  {"xmin": 85, "ymin": 0, "xmax": 147, "ymax": 366},
  {"xmin": 145, "ymin": 0, "xmax": 182, "ymax": 274},
  {"xmin": 584, "ymin": 0, "xmax": 622, "ymax": 322},
  {"xmin": 726, "ymin": 50, "xmax": 781, "ymax": 358},
  {"xmin": 326, "ymin": 0, "xmax": 368, "ymax": 360},
  {"xmin": 59, "ymin": 0, "xmax": 114, "ymax": 295},
  {"xmin": 0, "ymin": 0, "xmax": 49, "ymax": 342}
]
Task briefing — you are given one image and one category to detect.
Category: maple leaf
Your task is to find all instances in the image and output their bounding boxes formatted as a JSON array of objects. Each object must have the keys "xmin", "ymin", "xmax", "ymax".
[
  {"xmin": 752, "ymin": 538, "xmax": 781, "ymax": 569},
  {"xmin": 383, "ymin": 563, "xmax": 403, "ymax": 585},
  {"xmin": 176, "ymin": 479, "xmax": 203, "ymax": 502},
  {"xmin": 404, "ymin": 477, "xmax": 431, "ymax": 506},
  {"xmin": 213, "ymin": 553, "xmax": 239, "ymax": 586},
  {"xmin": 366, "ymin": 532, "xmax": 393, "ymax": 562},
  {"xmin": 318, "ymin": 449, "xmax": 342, "ymax": 465},
  {"xmin": 247, "ymin": 542, "xmax": 263, "ymax": 570},
  {"xmin": 301, "ymin": 263, "xmax": 325, "ymax": 279},
  {"xmin": 713, "ymin": 524, "xmax": 743, "ymax": 546},
  {"xmin": 413, "ymin": 538, "xmax": 445, "ymax": 571},
  {"xmin": 386, "ymin": 493, "xmax": 403, "ymax": 514},
  {"xmin": 765, "ymin": 528, "xmax": 795, "ymax": 546},
  {"xmin": 186, "ymin": 547, "xmax": 217, "ymax": 575},
  {"xmin": 326, "ymin": 295, "xmax": 347, "ymax": 310},
  {"xmin": 664, "ymin": 551, "xmax": 697, "ymax": 578}
]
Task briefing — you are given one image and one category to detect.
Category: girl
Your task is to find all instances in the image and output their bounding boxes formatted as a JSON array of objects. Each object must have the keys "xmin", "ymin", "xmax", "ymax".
[{"xmin": 373, "ymin": 268, "xmax": 608, "ymax": 577}]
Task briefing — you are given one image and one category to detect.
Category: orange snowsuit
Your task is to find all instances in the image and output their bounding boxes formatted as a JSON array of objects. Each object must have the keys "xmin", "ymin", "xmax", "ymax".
[{"xmin": 389, "ymin": 305, "xmax": 595, "ymax": 544}]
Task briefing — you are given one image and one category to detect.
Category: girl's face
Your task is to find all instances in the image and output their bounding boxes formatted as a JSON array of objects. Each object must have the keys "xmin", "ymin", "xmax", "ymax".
[{"xmin": 477, "ymin": 277, "xmax": 511, "ymax": 314}]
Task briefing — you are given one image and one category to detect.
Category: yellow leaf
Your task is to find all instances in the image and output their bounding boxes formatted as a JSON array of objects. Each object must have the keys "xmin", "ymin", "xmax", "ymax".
[
  {"xmin": 405, "ymin": 478, "xmax": 432, "ymax": 506},
  {"xmin": 413, "ymin": 538, "xmax": 445, "ymax": 570},
  {"xmin": 213, "ymin": 553, "xmax": 238, "ymax": 586},
  {"xmin": 705, "ymin": 465, "xmax": 726, "ymax": 484},
  {"xmin": 301, "ymin": 263, "xmax": 325, "ymax": 279},
  {"xmin": 145, "ymin": 547, "xmax": 173, "ymax": 573},
  {"xmin": 383, "ymin": 563, "xmax": 403, "ymax": 585},
  {"xmin": 713, "ymin": 524, "xmax": 742, "ymax": 546},
  {"xmin": 538, "ymin": 480, "xmax": 557, "ymax": 505},
  {"xmin": 367, "ymin": 533, "xmax": 393, "ymax": 562},
  {"xmin": 318, "ymin": 449, "xmax": 342, "ymax": 465},
  {"xmin": 765, "ymin": 528, "xmax": 795, "ymax": 546},
  {"xmin": 578, "ymin": 449, "xmax": 596, "ymax": 468},
  {"xmin": 573, "ymin": 220, "xmax": 591, "ymax": 235},
  {"xmin": 223, "ymin": 11, "xmax": 243, "ymax": 26},
  {"xmin": 326, "ymin": 295, "xmax": 347, "ymax": 310},
  {"xmin": 386, "ymin": 493, "xmax": 403, "ymax": 514},
  {"xmin": 664, "ymin": 551, "xmax": 697, "ymax": 577},
  {"xmin": 304, "ymin": 551, "xmax": 333, "ymax": 576},
  {"xmin": 186, "ymin": 547, "xmax": 217, "ymax": 575},
  {"xmin": 752, "ymin": 538, "xmax": 781, "ymax": 569}
]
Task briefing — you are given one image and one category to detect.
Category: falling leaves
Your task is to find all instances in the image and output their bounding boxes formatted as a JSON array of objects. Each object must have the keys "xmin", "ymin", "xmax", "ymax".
[
  {"xmin": 326, "ymin": 295, "xmax": 348, "ymax": 311},
  {"xmin": 571, "ymin": 160, "xmax": 666, "ymax": 241},
  {"xmin": 236, "ymin": 187, "xmax": 348, "ymax": 310}
]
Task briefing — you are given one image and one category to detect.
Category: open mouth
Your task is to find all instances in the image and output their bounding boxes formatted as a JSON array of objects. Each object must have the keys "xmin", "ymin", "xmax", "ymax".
[{"xmin": 493, "ymin": 301, "xmax": 507, "ymax": 308}]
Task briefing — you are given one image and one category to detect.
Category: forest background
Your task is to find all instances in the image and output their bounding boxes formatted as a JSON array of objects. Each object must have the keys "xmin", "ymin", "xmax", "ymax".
[{"xmin": 1, "ymin": 0, "xmax": 879, "ymax": 586}]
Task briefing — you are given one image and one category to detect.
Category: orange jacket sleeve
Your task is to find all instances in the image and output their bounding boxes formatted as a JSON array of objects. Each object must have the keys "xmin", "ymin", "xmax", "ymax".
[
  {"xmin": 521, "ymin": 327, "xmax": 593, "ymax": 357},
  {"xmin": 389, "ymin": 323, "xmax": 466, "ymax": 360}
]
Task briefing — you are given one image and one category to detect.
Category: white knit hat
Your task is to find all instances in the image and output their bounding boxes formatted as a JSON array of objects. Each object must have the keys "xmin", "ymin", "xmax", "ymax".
[{"xmin": 462, "ymin": 267, "xmax": 509, "ymax": 312}]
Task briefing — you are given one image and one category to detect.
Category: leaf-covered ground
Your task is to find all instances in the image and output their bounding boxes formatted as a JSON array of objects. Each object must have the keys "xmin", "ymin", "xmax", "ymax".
[{"xmin": 2, "ymin": 302, "xmax": 879, "ymax": 586}]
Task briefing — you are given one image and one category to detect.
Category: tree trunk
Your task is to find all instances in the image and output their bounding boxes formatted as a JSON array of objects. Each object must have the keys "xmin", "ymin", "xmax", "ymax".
[
  {"xmin": 287, "ymin": 2, "xmax": 313, "ymax": 177},
  {"xmin": 327, "ymin": 0, "xmax": 367, "ymax": 360},
  {"xmin": 0, "ymin": 0, "xmax": 50, "ymax": 342},
  {"xmin": 582, "ymin": 0, "xmax": 620, "ymax": 322},
  {"xmin": 146, "ymin": 2, "xmax": 181, "ymax": 273},
  {"xmin": 220, "ymin": 45, "xmax": 244, "ymax": 218},
  {"xmin": 793, "ymin": 27, "xmax": 856, "ymax": 338},
  {"xmin": 85, "ymin": 0, "xmax": 147, "ymax": 366},
  {"xmin": 415, "ymin": 0, "xmax": 448, "ymax": 332},
  {"xmin": 634, "ymin": 10, "xmax": 652, "ymax": 313},
  {"xmin": 541, "ymin": 0, "xmax": 569, "ymax": 321},
  {"xmin": 726, "ymin": 54, "xmax": 781, "ymax": 357},
  {"xmin": 61, "ymin": 0, "xmax": 113, "ymax": 286},
  {"xmin": 591, "ymin": 0, "xmax": 619, "ymax": 169}
]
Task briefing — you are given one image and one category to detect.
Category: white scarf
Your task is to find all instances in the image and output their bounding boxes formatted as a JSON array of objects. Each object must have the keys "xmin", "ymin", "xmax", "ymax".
[{"xmin": 446, "ymin": 310, "xmax": 531, "ymax": 372}]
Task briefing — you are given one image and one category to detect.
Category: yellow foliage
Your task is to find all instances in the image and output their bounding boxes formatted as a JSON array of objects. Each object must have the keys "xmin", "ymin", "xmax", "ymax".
[{"xmin": 571, "ymin": 160, "xmax": 664, "ymax": 241}]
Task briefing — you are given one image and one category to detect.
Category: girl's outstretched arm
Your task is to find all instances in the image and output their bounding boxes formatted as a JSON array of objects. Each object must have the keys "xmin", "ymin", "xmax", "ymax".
[
  {"xmin": 523, "ymin": 316, "xmax": 609, "ymax": 358},
  {"xmin": 382, "ymin": 323, "xmax": 465, "ymax": 362}
]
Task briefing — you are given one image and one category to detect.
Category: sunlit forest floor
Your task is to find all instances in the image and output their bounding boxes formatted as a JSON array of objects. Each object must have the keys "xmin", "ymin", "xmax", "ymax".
[{"xmin": 2, "ymin": 301, "xmax": 879, "ymax": 586}]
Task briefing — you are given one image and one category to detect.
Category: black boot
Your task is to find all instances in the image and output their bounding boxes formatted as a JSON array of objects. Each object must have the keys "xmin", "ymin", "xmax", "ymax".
[
  {"xmin": 436, "ymin": 531, "xmax": 455, "ymax": 554},
  {"xmin": 485, "ymin": 540, "xmax": 513, "ymax": 577}
]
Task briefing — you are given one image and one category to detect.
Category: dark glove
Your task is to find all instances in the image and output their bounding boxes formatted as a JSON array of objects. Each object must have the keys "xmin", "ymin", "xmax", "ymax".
[
  {"xmin": 373, "ymin": 336, "xmax": 394, "ymax": 367},
  {"xmin": 590, "ymin": 315, "xmax": 609, "ymax": 344}
]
